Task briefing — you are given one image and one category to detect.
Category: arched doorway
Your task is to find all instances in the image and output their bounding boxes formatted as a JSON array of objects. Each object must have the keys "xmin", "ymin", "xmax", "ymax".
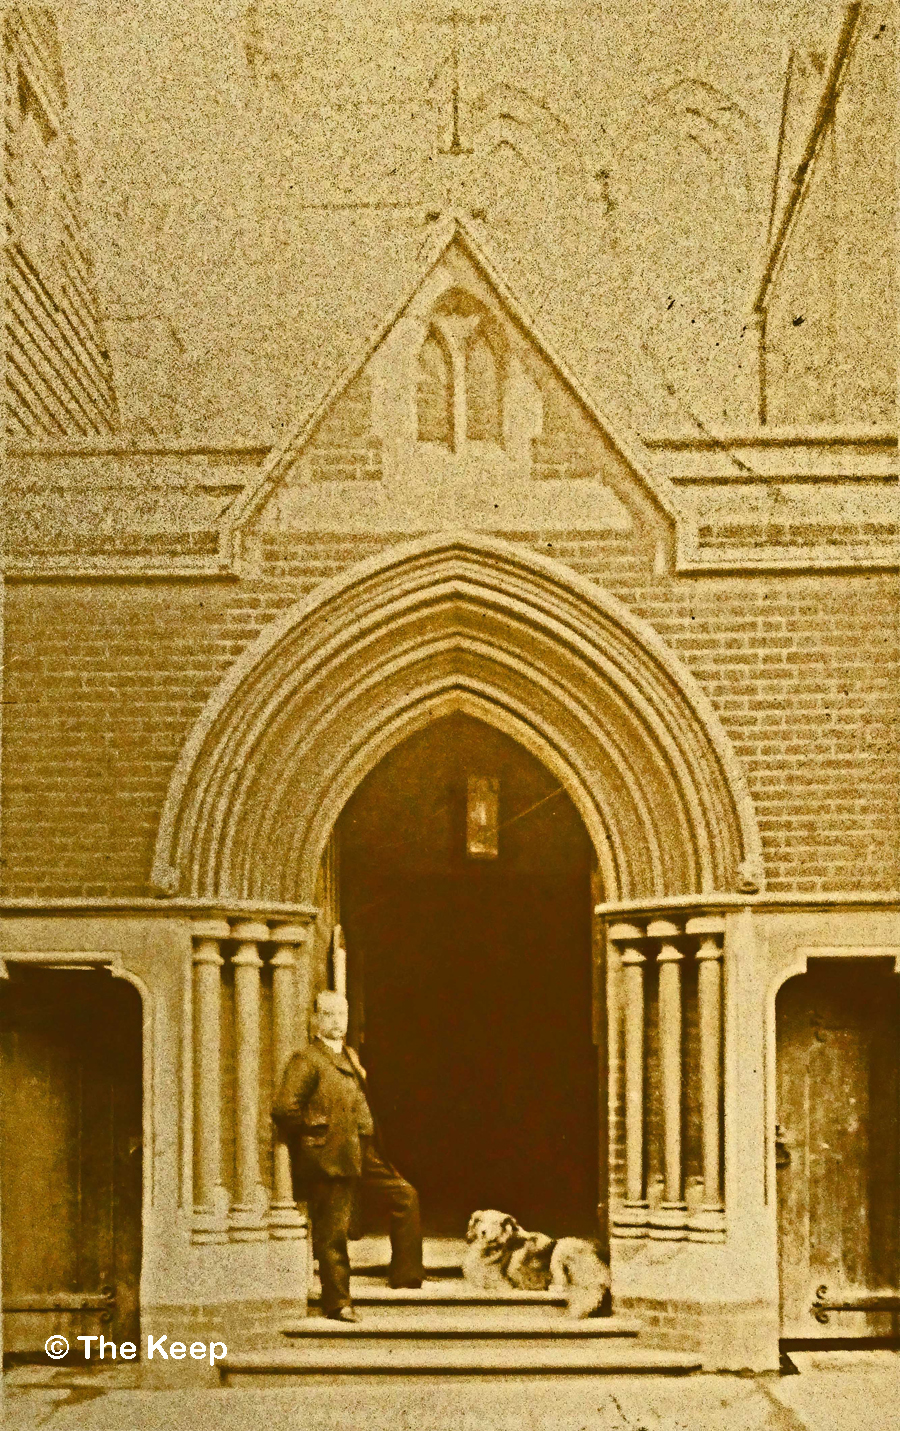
[
  {"xmin": 152, "ymin": 534, "xmax": 761, "ymax": 907},
  {"xmin": 338, "ymin": 712, "xmax": 602, "ymax": 1241}
]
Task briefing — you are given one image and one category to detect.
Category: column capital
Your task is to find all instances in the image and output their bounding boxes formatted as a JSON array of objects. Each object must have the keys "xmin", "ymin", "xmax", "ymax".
[
  {"xmin": 647, "ymin": 918, "xmax": 682, "ymax": 940},
  {"xmin": 620, "ymin": 946, "xmax": 646, "ymax": 967},
  {"xmin": 271, "ymin": 922, "xmax": 309, "ymax": 946},
  {"xmin": 270, "ymin": 946, "xmax": 297, "ymax": 970},
  {"xmin": 192, "ymin": 944, "xmax": 224, "ymax": 967},
  {"xmin": 695, "ymin": 935, "xmax": 724, "ymax": 962},
  {"xmin": 232, "ymin": 944, "xmax": 264, "ymax": 969},
  {"xmin": 608, "ymin": 922, "xmax": 645, "ymax": 945},
  {"xmin": 656, "ymin": 943, "xmax": 684, "ymax": 964},
  {"xmin": 231, "ymin": 919, "xmax": 269, "ymax": 945},
  {"xmin": 191, "ymin": 917, "xmax": 231, "ymax": 942}
]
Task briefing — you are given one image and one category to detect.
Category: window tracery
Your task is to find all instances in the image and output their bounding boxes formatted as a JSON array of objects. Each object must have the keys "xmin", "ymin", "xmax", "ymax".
[
  {"xmin": 415, "ymin": 290, "xmax": 505, "ymax": 451},
  {"xmin": 417, "ymin": 330, "xmax": 454, "ymax": 446},
  {"xmin": 464, "ymin": 330, "xmax": 502, "ymax": 443}
]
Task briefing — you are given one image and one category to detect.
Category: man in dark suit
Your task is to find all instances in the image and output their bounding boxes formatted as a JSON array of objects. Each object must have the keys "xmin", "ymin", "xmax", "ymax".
[{"xmin": 273, "ymin": 990, "xmax": 424, "ymax": 1321}]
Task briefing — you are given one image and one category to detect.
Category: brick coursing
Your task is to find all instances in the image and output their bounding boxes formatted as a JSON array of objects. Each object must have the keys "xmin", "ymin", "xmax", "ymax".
[
  {"xmin": 530, "ymin": 366, "xmax": 608, "ymax": 481},
  {"xmin": 299, "ymin": 374, "xmax": 383, "ymax": 483},
  {"xmin": 3, "ymin": 348, "xmax": 897, "ymax": 898},
  {"xmin": 144, "ymin": 1299, "xmax": 305, "ymax": 1355},
  {"xmin": 3, "ymin": 537, "xmax": 897, "ymax": 899},
  {"xmin": 699, "ymin": 520, "xmax": 899, "ymax": 550}
]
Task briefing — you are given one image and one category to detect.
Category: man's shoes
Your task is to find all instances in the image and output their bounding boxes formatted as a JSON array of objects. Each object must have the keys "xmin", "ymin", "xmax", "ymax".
[
  {"xmin": 325, "ymin": 1306, "xmax": 359, "ymax": 1323},
  {"xmin": 388, "ymin": 1279, "xmax": 423, "ymax": 1290}
]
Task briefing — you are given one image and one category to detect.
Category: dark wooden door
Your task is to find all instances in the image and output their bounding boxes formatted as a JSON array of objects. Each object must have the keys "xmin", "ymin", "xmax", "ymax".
[
  {"xmin": 0, "ymin": 968, "xmax": 142, "ymax": 1357},
  {"xmin": 776, "ymin": 961, "xmax": 900, "ymax": 1338}
]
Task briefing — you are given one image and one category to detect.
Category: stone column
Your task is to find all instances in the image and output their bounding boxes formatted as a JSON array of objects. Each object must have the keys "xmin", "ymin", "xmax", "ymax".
[
  {"xmin": 230, "ymin": 919, "xmax": 269, "ymax": 1240},
  {"xmin": 650, "ymin": 919, "xmax": 687, "ymax": 1238},
  {"xmin": 689, "ymin": 918, "xmax": 726, "ymax": 1238},
  {"xmin": 608, "ymin": 922, "xmax": 649, "ymax": 1235},
  {"xmin": 191, "ymin": 917, "xmax": 230, "ymax": 1242},
  {"xmin": 269, "ymin": 923, "xmax": 308, "ymax": 1238},
  {"xmin": 331, "ymin": 924, "xmax": 347, "ymax": 999}
]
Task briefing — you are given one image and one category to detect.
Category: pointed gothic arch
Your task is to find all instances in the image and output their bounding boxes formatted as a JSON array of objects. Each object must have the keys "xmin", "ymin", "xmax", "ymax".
[
  {"xmin": 464, "ymin": 328, "xmax": 503, "ymax": 442},
  {"xmin": 416, "ymin": 328, "xmax": 453, "ymax": 446},
  {"xmin": 152, "ymin": 534, "xmax": 762, "ymax": 905}
]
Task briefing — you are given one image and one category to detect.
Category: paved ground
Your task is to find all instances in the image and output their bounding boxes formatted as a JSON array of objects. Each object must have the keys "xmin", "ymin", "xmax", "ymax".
[{"xmin": 3, "ymin": 1350, "xmax": 898, "ymax": 1431}]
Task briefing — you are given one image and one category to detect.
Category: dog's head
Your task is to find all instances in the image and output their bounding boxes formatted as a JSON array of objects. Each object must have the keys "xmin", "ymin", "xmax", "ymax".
[{"xmin": 465, "ymin": 1209, "xmax": 522, "ymax": 1251}]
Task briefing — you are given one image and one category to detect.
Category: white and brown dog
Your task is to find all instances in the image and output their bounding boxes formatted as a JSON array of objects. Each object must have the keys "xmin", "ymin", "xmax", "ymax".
[{"xmin": 463, "ymin": 1209, "xmax": 610, "ymax": 1318}]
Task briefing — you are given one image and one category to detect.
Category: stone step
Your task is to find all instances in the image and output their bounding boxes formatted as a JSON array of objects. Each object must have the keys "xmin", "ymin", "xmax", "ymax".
[
  {"xmin": 283, "ymin": 1315, "xmax": 642, "ymax": 1338},
  {"xmin": 308, "ymin": 1278, "xmax": 569, "ymax": 1307},
  {"xmin": 349, "ymin": 1236, "xmax": 465, "ymax": 1279},
  {"xmin": 304, "ymin": 1302, "xmax": 576, "ymax": 1326},
  {"xmin": 223, "ymin": 1344, "xmax": 702, "ymax": 1381},
  {"xmin": 354, "ymin": 1263, "xmax": 463, "ymax": 1278}
]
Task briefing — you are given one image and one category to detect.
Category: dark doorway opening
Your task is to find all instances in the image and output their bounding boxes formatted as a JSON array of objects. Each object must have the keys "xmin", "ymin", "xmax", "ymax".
[
  {"xmin": 338, "ymin": 712, "xmax": 603, "ymax": 1242},
  {"xmin": 0, "ymin": 967, "xmax": 143, "ymax": 1360}
]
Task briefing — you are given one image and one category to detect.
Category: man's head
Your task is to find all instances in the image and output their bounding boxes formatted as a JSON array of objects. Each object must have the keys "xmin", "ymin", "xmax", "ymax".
[{"xmin": 313, "ymin": 991, "xmax": 349, "ymax": 1043}]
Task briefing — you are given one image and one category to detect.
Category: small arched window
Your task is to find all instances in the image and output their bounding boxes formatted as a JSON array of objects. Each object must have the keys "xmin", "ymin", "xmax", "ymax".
[
  {"xmin": 464, "ymin": 332, "xmax": 502, "ymax": 443},
  {"xmin": 417, "ymin": 330, "xmax": 453, "ymax": 447}
]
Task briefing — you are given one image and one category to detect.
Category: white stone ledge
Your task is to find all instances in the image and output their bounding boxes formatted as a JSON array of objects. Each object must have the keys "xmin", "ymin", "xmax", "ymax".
[{"xmin": 596, "ymin": 891, "xmax": 900, "ymax": 919}]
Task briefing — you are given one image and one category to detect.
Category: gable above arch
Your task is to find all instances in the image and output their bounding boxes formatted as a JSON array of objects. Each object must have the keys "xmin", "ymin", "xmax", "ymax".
[
  {"xmin": 152, "ymin": 532, "xmax": 763, "ymax": 906},
  {"xmin": 223, "ymin": 219, "xmax": 675, "ymax": 553}
]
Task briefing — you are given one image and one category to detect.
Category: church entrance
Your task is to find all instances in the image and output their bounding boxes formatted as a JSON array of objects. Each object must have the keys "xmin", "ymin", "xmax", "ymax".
[{"xmin": 337, "ymin": 712, "xmax": 603, "ymax": 1243}]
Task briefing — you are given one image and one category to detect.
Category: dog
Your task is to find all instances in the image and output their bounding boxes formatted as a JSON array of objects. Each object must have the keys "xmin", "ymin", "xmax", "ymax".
[{"xmin": 463, "ymin": 1209, "xmax": 610, "ymax": 1318}]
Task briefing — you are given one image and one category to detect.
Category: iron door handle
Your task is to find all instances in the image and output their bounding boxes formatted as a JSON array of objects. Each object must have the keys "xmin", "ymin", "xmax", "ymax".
[{"xmin": 774, "ymin": 1123, "xmax": 792, "ymax": 1167}]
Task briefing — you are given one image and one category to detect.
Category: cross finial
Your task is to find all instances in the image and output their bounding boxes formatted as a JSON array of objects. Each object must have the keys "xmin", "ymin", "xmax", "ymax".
[{"xmin": 434, "ymin": 8, "xmax": 496, "ymax": 156}]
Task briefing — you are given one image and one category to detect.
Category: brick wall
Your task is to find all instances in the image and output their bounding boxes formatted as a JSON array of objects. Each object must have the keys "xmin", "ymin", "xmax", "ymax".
[
  {"xmin": 619, "ymin": 570, "xmax": 899, "ymax": 895},
  {"xmin": 2, "ymin": 534, "xmax": 897, "ymax": 898},
  {"xmin": 530, "ymin": 368, "xmax": 605, "ymax": 481},
  {"xmin": 301, "ymin": 374, "xmax": 382, "ymax": 482}
]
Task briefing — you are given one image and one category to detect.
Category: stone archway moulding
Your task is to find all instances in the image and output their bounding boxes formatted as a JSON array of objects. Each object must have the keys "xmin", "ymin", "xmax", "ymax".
[{"xmin": 151, "ymin": 533, "xmax": 763, "ymax": 905}]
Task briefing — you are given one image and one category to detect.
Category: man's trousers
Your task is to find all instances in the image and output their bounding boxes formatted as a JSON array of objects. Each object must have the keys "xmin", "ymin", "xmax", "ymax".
[{"xmin": 306, "ymin": 1139, "xmax": 424, "ymax": 1313}]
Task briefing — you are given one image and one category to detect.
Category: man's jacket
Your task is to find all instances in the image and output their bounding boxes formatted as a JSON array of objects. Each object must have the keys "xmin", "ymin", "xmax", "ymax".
[{"xmin": 273, "ymin": 1038, "xmax": 375, "ymax": 1179}]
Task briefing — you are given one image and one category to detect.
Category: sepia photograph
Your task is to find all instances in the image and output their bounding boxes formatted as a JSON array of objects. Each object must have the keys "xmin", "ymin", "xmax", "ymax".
[{"xmin": 0, "ymin": 3, "xmax": 896, "ymax": 1427}]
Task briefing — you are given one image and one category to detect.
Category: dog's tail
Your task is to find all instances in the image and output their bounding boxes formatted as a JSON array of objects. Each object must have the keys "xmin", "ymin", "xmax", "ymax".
[
  {"xmin": 555, "ymin": 1243, "xmax": 611, "ymax": 1319},
  {"xmin": 566, "ymin": 1284, "xmax": 607, "ymax": 1319}
]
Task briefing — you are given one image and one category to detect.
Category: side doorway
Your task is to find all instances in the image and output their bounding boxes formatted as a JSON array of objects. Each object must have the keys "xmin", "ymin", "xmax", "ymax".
[
  {"xmin": 776, "ymin": 959, "xmax": 900, "ymax": 1339},
  {"xmin": 0, "ymin": 967, "xmax": 143, "ymax": 1358}
]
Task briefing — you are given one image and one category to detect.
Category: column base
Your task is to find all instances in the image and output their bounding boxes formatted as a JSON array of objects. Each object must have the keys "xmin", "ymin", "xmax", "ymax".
[
  {"xmin": 268, "ymin": 1201, "xmax": 308, "ymax": 1240},
  {"xmin": 688, "ymin": 1205, "xmax": 726, "ymax": 1241},
  {"xmin": 229, "ymin": 1205, "xmax": 269, "ymax": 1242},
  {"xmin": 612, "ymin": 1201, "xmax": 650, "ymax": 1237},
  {"xmin": 648, "ymin": 1202, "xmax": 689, "ymax": 1240},
  {"xmin": 191, "ymin": 1206, "xmax": 229, "ymax": 1244}
]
